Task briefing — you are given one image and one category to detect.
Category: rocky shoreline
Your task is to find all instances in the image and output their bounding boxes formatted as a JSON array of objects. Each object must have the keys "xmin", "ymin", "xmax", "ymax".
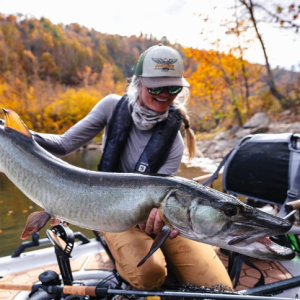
[
  {"xmin": 195, "ymin": 112, "xmax": 300, "ymax": 162},
  {"xmin": 182, "ymin": 111, "xmax": 300, "ymax": 175}
]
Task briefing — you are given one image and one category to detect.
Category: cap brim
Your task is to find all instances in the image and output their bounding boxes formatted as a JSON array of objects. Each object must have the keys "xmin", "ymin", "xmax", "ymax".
[{"xmin": 140, "ymin": 77, "xmax": 190, "ymax": 88}]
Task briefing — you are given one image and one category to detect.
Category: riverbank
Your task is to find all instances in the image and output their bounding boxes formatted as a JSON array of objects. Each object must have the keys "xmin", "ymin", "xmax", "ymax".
[{"xmin": 183, "ymin": 111, "xmax": 300, "ymax": 176}]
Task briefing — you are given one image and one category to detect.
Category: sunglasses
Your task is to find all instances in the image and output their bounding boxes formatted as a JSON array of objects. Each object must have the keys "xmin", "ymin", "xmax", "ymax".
[{"xmin": 147, "ymin": 86, "xmax": 183, "ymax": 95}]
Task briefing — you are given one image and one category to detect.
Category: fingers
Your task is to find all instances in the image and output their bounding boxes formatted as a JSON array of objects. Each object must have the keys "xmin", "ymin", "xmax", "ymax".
[
  {"xmin": 153, "ymin": 209, "xmax": 164, "ymax": 234},
  {"xmin": 145, "ymin": 208, "xmax": 162, "ymax": 234},
  {"xmin": 169, "ymin": 229, "xmax": 179, "ymax": 239},
  {"xmin": 139, "ymin": 208, "xmax": 179, "ymax": 239},
  {"xmin": 138, "ymin": 222, "xmax": 146, "ymax": 231}
]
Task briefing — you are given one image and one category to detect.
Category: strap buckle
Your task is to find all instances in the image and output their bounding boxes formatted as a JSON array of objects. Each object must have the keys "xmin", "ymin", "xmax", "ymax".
[{"xmin": 287, "ymin": 189, "xmax": 298, "ymax": 198}]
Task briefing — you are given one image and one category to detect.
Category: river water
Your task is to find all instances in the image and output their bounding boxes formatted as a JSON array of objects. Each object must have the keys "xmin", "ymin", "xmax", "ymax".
[{"xmin": 0, "ymin": 150, "xmax": 220, "ymax": 257}]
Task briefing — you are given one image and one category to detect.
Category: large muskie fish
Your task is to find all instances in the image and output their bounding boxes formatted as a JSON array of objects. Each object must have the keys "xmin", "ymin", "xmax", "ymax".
[{"xmin": 0, "ymin": 109, "xmax": 295, "ymax": 262}]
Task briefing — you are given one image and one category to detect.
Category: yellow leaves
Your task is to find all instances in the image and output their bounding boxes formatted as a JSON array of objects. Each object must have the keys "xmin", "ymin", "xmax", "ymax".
[
  {"xmin": 45, "ymin": 87, "xmax": 103, "ymax": 132},
  {"xmin": 0, "ymin": 81, "xmax": 9, "ymax": 96},
  {"xmin": 23, "ymin": 49, "xmax": 36, "ymax": 61},
  {"xmin": 183, "ymin": 47, "xmax": 263, "ymax": 125},
  {"xmin": 42, "ymin": 31, "xmax": 54, "ymax": 48},
  {"xmin": 39, "ymin": 52, "xmax": 59, "ymax": 79},
  {"xmin": 99, "ymin": 63, "xmax": 116, "ymax": 95},
  {"xmin": 29, "ymin": 26, "xmax": 40, "ymax": 40}
]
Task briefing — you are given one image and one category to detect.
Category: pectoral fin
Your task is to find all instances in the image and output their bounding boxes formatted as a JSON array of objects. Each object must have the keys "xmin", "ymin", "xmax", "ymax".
[
  {"xmin": 21, "ymin": 211, "xmax": 51, "ymax": 240},
  {"xmin": 137, "ymin": 225, "xmax": 171, "ymax": 267}
]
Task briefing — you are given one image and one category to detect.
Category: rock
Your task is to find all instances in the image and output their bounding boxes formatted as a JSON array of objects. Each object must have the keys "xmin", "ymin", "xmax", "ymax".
[
  {"xmin": 243, "ymin": 112, "xmax": 269, "ymax": 129},
  {"xmin": 280, "ymin": 110, "xmax": 292, "ymax": 116},
  {"xmin": 213, "ymin": 131, "xmax": 228, "ymax": 140},
  {"xmin": 229, "ymin": 125, "xmax": 239, "ymax": 135},
  {"xmin": 250, "ymin": 126, "xmax": 269, "ymax": 134},
  {"xmin": 268, "ymin": 122, "xmax": 300, "ymax": 133},
  {"xmin": 289, "ymin": 123, "xmax": 300, "ymax": 133},
  {"xmin": 235, "ymin": 128, "xmax": 251, "ymax": 138},
  {"xmin": 195, "ymin": 117, "xmax": 300, "ymax": 164}
]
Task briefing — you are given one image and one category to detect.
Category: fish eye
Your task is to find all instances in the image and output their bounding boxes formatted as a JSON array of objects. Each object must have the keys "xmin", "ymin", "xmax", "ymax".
[{"xmin": 223, "ymin": 204, "xmax": 238, "ymax": 217}]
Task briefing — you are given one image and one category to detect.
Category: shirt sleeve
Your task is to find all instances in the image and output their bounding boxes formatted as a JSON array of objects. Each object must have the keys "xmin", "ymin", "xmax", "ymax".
[
  {"xmin": 157, "ymin": 132, "xmax": 184, "ymax": 176},
  {"xmin": 32, "ymin": 94, "xmax": 121, "ymax": 156}
]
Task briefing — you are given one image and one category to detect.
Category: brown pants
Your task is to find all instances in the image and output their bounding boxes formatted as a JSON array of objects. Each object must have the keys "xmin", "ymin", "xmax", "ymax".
[{"xmin": 102, "ymin": 227, "xmax": 233, "ymax": 290}]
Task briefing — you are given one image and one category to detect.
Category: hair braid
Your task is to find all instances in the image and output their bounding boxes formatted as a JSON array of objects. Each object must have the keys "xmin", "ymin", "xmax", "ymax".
[
  {"xmin": 173, "ymin": 87, "xmax": 199, "ymax": 160},
  {"xmin": 176, "ymin": 106, "xmax": 197, "ymax": 160}
]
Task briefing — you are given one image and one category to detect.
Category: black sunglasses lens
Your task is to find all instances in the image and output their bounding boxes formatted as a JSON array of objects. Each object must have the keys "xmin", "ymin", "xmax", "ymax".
[
  {"xmin": 168, "ymin": 86, "xmax": 183, "ymax": 95},
  {"xmin": 147, "ymin": 86, "xmax": 183, "ymax": 95},
  {"xmin": 148, "ymin": 87, "xmax": 164, "ymax": 95}
]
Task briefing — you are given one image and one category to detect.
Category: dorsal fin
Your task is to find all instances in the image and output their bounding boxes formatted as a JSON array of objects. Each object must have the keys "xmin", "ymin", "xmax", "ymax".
[{"xmin": 2, "ymin": 108, "xmax": 32, "ymax": 138}]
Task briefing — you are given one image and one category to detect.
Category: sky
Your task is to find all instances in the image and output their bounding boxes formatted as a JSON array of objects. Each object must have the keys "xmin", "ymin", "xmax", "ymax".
[{"xmin": 0, "ymin": 0, "xmax": 299, "ymax": 70}]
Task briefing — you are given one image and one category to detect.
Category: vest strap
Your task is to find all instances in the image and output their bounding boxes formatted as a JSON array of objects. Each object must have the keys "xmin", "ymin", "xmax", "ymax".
[{"xmin": 99, "ymin": 95, "xmax": 182, "ymax": 173}]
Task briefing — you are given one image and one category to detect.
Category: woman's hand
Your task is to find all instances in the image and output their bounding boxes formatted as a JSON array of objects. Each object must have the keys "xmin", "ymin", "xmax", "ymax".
[{"xmin": 138, "ymin": 208, "xmax": 179, "ymax": 239}]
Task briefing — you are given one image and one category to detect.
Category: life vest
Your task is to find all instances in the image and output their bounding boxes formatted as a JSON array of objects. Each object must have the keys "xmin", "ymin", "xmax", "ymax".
[{"xmin": 98, "ymin": 94, "xmax": 183, "ymax": 174}]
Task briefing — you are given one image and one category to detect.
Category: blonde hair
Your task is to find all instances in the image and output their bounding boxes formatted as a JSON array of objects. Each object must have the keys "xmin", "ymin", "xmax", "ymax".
[{"xmin": 127, "ymin": 75, "xmax": 197, "ymax": 160}]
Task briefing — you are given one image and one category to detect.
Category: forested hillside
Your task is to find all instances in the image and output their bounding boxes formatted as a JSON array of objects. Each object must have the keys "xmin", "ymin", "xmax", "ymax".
[{"xmin": 0, "ymin": 13, "xmax": 299, "ymax": 135}]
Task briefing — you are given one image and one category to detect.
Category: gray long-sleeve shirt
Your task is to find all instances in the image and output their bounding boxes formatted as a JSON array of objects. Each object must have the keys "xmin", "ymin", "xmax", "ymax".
[{"xmin": 33, "ymin": 94, "xmax": 184, "ymax": 175}]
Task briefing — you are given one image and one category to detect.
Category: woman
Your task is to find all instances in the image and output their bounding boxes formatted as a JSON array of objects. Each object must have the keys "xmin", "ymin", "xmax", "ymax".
[{"xmin": 33, "ymin": 44, "xmax": 233, "ymax": 290}]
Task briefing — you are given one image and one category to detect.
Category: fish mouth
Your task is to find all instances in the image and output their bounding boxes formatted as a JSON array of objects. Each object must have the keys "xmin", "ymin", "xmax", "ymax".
[
  {"xmin": 227, "ymin": 222, "xmax": 295, "ymax": 260},
  {"xmin": 256, "ymin": 237, "xmax": 295, "ymax": 260},
  {"xmin": 228, "ymin": 215, "xmax": 293, "ymax": 246},
  {"xmin": 228, "ymin": 228, "xmax": 267, "ymax": 245}
]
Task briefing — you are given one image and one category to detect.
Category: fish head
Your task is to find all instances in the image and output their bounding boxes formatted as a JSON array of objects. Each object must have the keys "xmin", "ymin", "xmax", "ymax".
[{"xmin": 161, "ymin": 183, "xmax": 295, "ymax": 261}]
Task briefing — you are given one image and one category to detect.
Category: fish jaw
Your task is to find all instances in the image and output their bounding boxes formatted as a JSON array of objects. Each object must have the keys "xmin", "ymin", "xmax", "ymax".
[
  {"xmin": 251, "ymin": 237, "xmax": 295, "ymax": 260},
  {"xmin": 161, "ymin": 186, "xmax": 295, "ymax": 261}
]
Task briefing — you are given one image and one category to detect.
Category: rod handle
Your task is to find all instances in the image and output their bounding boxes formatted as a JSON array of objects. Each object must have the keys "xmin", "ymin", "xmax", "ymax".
[
  {"xmin": 63, "ymin": 286, "xmax": 96, "ymax": 296},
  {"xmin": 0, "ymin": 283, "xmax": 32, "ymax": 291},
  {"xmin": 285, "ymin": 199, "xmax": 300, "ymax": 212}
]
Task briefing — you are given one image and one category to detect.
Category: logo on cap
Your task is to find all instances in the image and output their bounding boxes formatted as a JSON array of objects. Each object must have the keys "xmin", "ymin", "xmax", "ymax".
[{"xmin": 152, "ymin": 58, "xmax": 177, "ymax": 72}]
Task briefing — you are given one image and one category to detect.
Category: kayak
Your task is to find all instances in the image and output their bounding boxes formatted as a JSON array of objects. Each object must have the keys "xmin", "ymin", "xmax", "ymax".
[
  {"xmin": 0, "ymin": 230, "xmax": 120, "ymax": 300},
  {"xmin": 1, "ymin": 226, "xmax": 300, "ymax": 300}
]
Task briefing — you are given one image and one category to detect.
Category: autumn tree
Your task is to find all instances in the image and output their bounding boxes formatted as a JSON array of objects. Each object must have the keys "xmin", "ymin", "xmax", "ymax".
[
  {"xmin": 236, "ymin": 0, "xmax": 300, "ymax": 108},
  {"xmin": 184, "ymin": 47, "xmax": 262, "ymax": 129}
]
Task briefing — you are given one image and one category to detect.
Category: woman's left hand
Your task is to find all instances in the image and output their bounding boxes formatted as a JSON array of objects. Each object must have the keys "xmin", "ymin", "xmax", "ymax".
[{"xmin": 138, "ymin": 208, "xmax": 179, "ymax": 239}]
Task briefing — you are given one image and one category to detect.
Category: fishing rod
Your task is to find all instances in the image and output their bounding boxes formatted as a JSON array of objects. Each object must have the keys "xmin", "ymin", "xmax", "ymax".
[{"xmin": 0, "ymin": 282, "xmax": 297, "ymax": 300}]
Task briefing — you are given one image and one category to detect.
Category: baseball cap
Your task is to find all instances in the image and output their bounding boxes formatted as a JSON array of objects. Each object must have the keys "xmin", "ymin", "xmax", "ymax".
[{"xmin": 135, "ymin": 44, "xmax": 190, "ymax": 88}]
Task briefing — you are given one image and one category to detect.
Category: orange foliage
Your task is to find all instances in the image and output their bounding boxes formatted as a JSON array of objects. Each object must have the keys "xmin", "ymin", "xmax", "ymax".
[
  {"xmin": 184, "ymin": 47, "xmax": 265, "ymax": 128},
  {"xmin": 0, "ymin": 13, "xmax": 298, "ymax": 135}
]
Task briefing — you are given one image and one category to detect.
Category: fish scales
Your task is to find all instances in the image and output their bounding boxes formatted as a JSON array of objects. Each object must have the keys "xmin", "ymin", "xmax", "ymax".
[{"xmin": 0, "ymin": 130, "xmax": 176, "ymax": 231}]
